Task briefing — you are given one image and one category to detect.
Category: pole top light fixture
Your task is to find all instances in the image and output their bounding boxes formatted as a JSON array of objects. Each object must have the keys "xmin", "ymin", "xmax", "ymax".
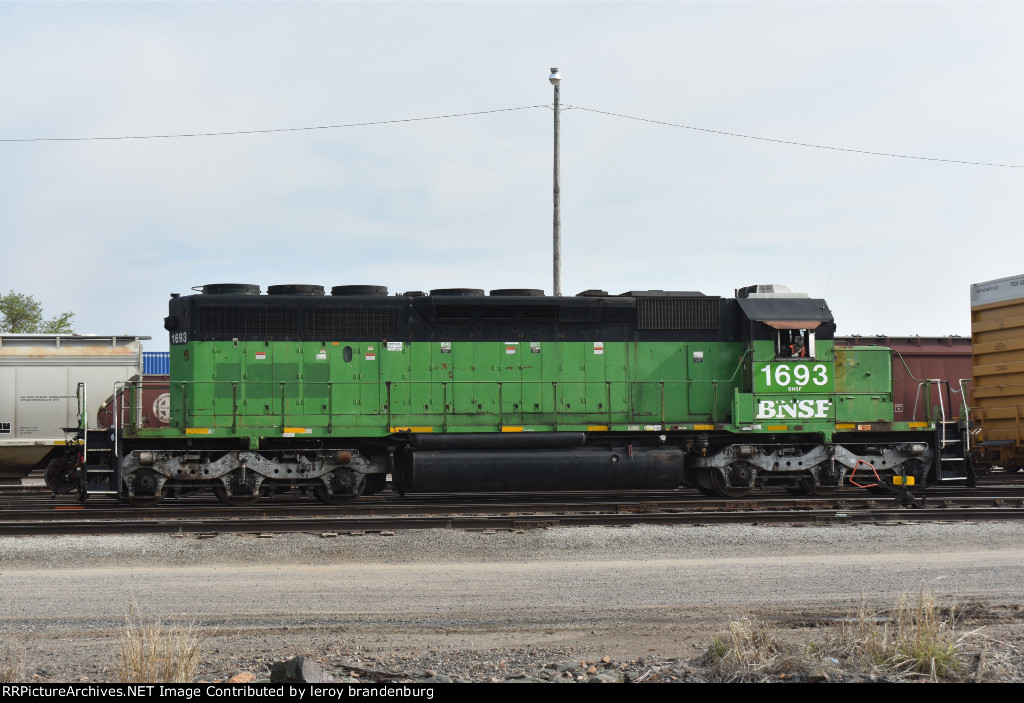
[{"xmin": 549, "ymin": 68, "xmax": 561, "ymax": 85}]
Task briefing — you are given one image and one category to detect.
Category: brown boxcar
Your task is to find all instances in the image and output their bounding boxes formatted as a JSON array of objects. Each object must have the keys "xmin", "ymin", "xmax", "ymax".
[
  {"xmin": 835, "ymin": 336, "xmax": 971, "ymax": 423},
  {"xmin": 96, "ymin": 375, "xmax": 171, "ymax": 429},
  {"xmin": 971, "ymin": 275, "xmax": 1024, "ymax": 470}
]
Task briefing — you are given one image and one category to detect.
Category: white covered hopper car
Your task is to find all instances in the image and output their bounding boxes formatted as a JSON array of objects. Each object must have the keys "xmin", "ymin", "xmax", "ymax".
[{"xmin": 0, "ymin": 335, "xmax": 148, "ymax": 481}]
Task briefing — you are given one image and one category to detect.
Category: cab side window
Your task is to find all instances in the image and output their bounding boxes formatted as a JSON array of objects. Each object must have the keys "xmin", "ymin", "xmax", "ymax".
[{"xmin": 777, "ymin": 329, "xmax": 815, "ymax": 358}]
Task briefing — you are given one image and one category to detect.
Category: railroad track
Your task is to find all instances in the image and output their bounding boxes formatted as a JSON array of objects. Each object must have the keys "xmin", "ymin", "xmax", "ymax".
[{"xmin": 1, "ymin": 486, "xmax": 1023, "ymax": 536}]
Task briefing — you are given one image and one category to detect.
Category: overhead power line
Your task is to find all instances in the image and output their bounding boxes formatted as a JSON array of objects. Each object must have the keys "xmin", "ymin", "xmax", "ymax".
[
  {"xmin": 567, "ymin": 104, "xmax": 1022, "ymax": 168},
  {"xmin": 0, "ymin": 105, "xmax": 549, "ymax": 142},
  {"xmin": 2, "ymin": 101, "xmax": 1019, "ymax": 168}
]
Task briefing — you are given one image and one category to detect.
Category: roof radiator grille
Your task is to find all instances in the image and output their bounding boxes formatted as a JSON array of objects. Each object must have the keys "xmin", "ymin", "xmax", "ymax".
[
  {"xmin": 637, "ymin": 298, "xmax": 720, "ymax": 330},
  {"xmin": 196, "ymin": 304, "xmax": 398, "ymax": 338}
]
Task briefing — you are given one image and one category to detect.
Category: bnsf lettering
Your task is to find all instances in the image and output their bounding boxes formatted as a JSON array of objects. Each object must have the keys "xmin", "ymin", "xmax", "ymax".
[{"xmin": 756, "ymin": 399, "xmax": 832, "ymax": 419}]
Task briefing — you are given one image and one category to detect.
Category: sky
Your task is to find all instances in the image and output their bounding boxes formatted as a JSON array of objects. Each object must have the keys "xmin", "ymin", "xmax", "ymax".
[{"xmin": 2, "ymin": 1, "xmax": 1022, "ymax": 350}]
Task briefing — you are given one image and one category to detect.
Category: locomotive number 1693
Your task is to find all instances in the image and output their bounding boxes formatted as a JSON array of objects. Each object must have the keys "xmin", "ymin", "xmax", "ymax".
[{"xmin": 756, "ymin": 363, "xmax": 832, "ymax": 392}]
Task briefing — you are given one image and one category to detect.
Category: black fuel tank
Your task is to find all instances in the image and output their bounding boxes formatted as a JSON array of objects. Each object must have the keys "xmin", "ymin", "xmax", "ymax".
[{"xmin": 400, "ymin": 446, "xmax": 684, "ymax": 492}]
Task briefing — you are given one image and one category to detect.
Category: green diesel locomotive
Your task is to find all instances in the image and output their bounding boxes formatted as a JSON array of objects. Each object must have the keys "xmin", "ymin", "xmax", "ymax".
[{"xmin": 64, "ymin": 283, "xmax": 972, "ymax": 505}]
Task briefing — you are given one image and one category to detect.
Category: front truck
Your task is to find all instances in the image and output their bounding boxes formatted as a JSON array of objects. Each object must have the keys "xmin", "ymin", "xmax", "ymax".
[{"xmin": 689, "ymin": 286, "xmax": 970, "ymax": 495}]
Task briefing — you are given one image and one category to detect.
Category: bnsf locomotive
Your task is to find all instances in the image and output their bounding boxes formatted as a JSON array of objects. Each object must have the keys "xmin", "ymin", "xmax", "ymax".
[{"xmin": 53, "ymin": 283, "xmax": 973, "ymax": 505}]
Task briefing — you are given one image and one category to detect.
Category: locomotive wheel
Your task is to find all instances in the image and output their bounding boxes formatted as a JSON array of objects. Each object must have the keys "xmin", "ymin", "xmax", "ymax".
[
  {"xmin": 127, "ymin": 492, "xmax": 163, "ymax": 507},
  {"xmin": 710, "ymin": 467, "xmax": 752, "ymax": 498},
  {"xmin": 125, "ymin": 471, "xmax": 162, "ymax": 507},
  {"xmin": 314, "ymin": 473, "xmax": 365, "ymax": 505},
  {"xmin": 213, "ymin": 485, "xmax": 261, "ymax": 507},
  {"xmin": 362, "ymin": 474, "xmax": 387, "ymax": 496},
  {"xmin": 693, "ymin": 469, "xmax": 721, "ymax": 497},
  {"xmin": 800, "ymin": 477, "xmax": 839, "ymax": 496}
]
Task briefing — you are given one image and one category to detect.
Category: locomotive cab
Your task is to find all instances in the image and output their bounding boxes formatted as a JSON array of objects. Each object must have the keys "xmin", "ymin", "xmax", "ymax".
[{"xmin": 688, "ymin": 284, "xmax": 846, "ymax": 496}]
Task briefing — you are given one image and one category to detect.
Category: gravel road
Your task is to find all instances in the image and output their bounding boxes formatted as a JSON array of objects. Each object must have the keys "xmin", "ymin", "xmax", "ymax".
[{"xmin": 2, "ymin": 521, "xmax": 1023, "ymax": 682}]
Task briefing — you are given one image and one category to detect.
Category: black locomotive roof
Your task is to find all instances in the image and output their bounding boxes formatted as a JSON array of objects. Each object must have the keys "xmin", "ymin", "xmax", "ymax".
[
  {"xmin": 165, "ymin": 287, "xmax": 832, "ymax": 344},
  {"xmin": 617, "ymin": 290, "xmax": 706, "ymax": 297}
]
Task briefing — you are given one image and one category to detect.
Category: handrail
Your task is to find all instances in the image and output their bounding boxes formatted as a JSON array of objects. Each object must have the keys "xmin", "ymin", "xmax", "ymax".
[
  {"xmin": 113, "ymin": 348, "xmax": 775, "ymax": 433},
  {"xmin": 77, "ymin": 382, "xmax": 87, "ymax": 459},
  {"xmin": 912, "ymin": 379, "xmax": 948, "ymax": 425},
  {"xmin": 112, "ymin": 380, "xmax": 124, "ymax": 460},
  {"xmin": 911, "ymin": 378, "xmax": 967, "ymax": 450},
  {"xmin": 152, "ymin": 377, "xmax": 747, "ymax": 430},
  {"xmin": 893, "ymin": 347, "xmax": 971, "ymax": 419}
]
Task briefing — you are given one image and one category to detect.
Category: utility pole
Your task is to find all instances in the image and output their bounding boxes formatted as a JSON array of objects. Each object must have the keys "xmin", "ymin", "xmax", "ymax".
[{"xmin": 549, "ymin": 67, "xmax": 561, "ymax": 296}]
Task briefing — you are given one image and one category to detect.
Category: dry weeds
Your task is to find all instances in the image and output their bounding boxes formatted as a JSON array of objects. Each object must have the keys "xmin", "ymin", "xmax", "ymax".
[
  {"xmin": 116, "ymin": 606, "xmax": 202, "ymax": 683},
  {"xmin": 704, "ymin": 589, "xmax": 965, "ymax": 682},
  {"xmin": 0, "ymin": 641, "xmax": 21, "ymax": 683}
]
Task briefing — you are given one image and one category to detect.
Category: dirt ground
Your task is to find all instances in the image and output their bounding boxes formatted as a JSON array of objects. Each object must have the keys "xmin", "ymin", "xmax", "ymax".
[{"xmin": 2, "ymin": 523, "xmax": 1023, "ymax": 682}]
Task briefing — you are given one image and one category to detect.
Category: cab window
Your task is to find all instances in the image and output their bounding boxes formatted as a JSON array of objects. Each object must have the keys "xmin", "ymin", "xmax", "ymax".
[{"xmin": 777, "ymin": 329, "xmax": 815, "ymax": 358}]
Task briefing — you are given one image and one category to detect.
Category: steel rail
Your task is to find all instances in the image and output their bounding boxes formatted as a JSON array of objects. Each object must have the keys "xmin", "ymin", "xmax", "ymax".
[
  {"xmin": 3, "ymin": 492, "xmax": 1024, "ymax": 517},
  {"xmin": 2, "ymin": 501, "xmax": 1024, "ymax": 536}
]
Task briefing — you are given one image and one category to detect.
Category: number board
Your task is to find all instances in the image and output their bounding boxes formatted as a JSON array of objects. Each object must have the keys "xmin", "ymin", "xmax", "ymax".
[{"xmin": 754, "ymin": 362, "xmax": 834, "ymax": 394}]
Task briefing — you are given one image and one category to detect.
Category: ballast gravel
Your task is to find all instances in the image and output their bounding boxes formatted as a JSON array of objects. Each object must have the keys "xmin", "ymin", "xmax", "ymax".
[{"xmin": 2, "ymin": 521, "xmax": 1024, "ymax": 682}]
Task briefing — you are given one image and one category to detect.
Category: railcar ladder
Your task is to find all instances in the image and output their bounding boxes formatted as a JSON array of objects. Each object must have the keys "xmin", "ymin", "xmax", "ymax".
[
  {"xmin": 74, "ymin": 382, "xmax": 119, "ymax": 500},
  {"xmin": 78, "ymin": 442, "xmax": 118, "ymax": 498},
  {"xmin": 935, "ymin": 421, "xmax": 972, "ymax": 484},
  {"xmin": 915, "ymin": 379, "xmax": 973, "ymax": 485}
]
